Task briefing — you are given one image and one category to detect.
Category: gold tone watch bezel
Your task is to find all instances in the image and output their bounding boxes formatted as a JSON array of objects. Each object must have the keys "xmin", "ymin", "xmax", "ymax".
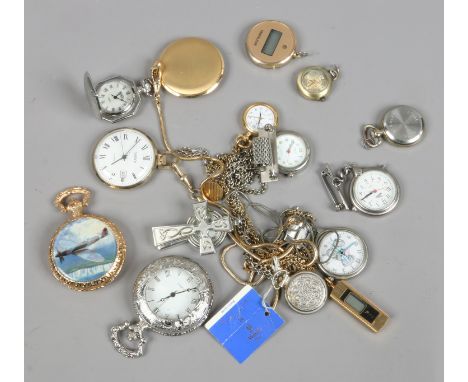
[
  {"xmin": 92, "ymin": 127, "xmax": 158, "ymax": 190},
  {"xmin": 158, "ymin": 37, "xmax": 224, "ymax": 97},
  {"xmin": 246, "ymin": 20, "xmax": 297, "ymax": 69},
  {"xmin": 49, "ymin": 213, "xmax": 126, "ymax": 292},
  {"xmin": 242, "ymin": 102, "xmax": 279, "ymax": 133},
  {"xmin": 297, "ymin": 66, "xmax": 333, "ymax": 101}
]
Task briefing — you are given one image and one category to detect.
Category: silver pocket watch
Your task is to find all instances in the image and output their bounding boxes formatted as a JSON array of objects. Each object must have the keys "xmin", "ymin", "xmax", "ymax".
[
  {"xmin": 276, "ymin": 131, "xmax": 311, "ymax": 176},
  {"xmin": 84, "ymin": 72, "xmax": 152, "ymax": 123},
  {"xmin": 111, "ymin": 256, "xmax": 213, "ymax": 358},
  {"xmin": 321, "ymin": 164, "xmax": 400, "ymax": 216},
  {"xmin": 362, "ymin": 105, "xmax": 424, "ymax": 148},
  {"xmin": 317, "ymin": 228, "xmax": 368, "ymax": 279}
]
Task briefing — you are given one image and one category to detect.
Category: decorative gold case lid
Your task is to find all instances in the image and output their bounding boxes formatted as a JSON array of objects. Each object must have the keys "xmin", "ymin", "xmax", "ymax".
[{"xmin": 158, "ymin": 37, "xmax": 224, "ymax": 97}]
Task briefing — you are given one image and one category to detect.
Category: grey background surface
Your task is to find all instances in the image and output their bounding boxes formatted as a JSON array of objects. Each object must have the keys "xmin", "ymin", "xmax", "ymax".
[{"xmin": 25, "ymin": 0, "xmax": 443, "ymax": 381}]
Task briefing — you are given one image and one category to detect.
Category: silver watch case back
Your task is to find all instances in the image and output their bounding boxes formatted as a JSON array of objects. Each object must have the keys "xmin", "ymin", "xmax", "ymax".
[
  {"xmin": 276, "ymin": 130, "xmax": 311, "ymax": 176},
  {"xmin": 382, "ymin": 105, "xmax": 424, "ymax": 146},
  {"xmin": 349, "ymin": 167, "xmax": 400, "ymax": 216},
  {"xmin": 133, "ymin": 256, "xmax": 214, "ymax": 336},
  {"xmin": 284, "ymin": 271, "xmax": 328, "ymax": 314},
  {"xmin": 84, "ymin": 72, "xmax": 142, "ymax": 123}
]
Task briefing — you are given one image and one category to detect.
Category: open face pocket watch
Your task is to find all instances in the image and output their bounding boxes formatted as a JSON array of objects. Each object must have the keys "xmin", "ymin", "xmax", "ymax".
[
  {"xmin": 111, "ymin": 256, "xmax": 213, "ymax": 358},
  {"xmin": 321, "ymin": 164, "xmax": 400, "ymax": 216},
  {"xmin": 49, "ymin": 187, "xmax": 126, "ymax": 291}
]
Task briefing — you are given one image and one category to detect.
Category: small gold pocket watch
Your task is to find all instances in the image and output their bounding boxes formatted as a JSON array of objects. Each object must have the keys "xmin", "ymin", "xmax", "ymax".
[
  {"xmin": 296, "ymin": 66, "xmax": 340, "ymax": 101},
  {"xmin": 49, "ymin": 187, "xmax": 126, "ymax": 291}
]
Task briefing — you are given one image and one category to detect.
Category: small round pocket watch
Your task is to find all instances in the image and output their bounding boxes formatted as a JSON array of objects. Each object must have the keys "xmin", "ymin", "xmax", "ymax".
[
  {"xmin": 321, "ymin": 164, "xmax": 400, "ymax": 216},
  {"xmin": 49, "ymin": 187, "xmax": 126, "ymax": 291},
  {"xmin": 276, "ymin": 131, "xmax": 311, "ymax": 176},
  {"xmin": 242, "ymin": 102, "xmax": 278, "ymax": 133},
  {"xmin": 284, "ymin": 271, "xmax": 328, "ymax": 314},
  {"xmin": 363, "ymin": 105, "xmax": 424, "ymax": 148},
  {"xmin": 246, "ymin": 20, "xmax": 307, "ymax": 69},
  {"xmin": 318, "ymin": 228, "xmax": 368, "ymax": 279},
  {"xmin": 93, "ymin": 128, "xmax": 157, "ymax": 189},
  {"xmin": 84, "ymin": 72, "xmax": 150, "ymax": 123},
  {"xmin": 111, "ymin": 256, "xmax": 213, "ymax": 358},
  {"xmin": 296, "ymin": 66, "xmax": 340, "ymax": 101}
]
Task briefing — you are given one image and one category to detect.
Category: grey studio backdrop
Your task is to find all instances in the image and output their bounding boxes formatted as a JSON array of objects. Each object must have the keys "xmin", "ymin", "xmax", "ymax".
[{"xmin": 25, "ymin": 1, "xmax": 443, "ymax": 381}]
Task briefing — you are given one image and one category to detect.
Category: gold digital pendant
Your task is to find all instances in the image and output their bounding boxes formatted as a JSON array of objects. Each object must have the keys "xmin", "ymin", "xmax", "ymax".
[
  {"xmin": 49, "ymin": 187, "xmax": 126, "ymax": 291},
  {"xmin": 156, "ymin": 37, "xmax": 224, "ymax": 97},
  {"xmin": 328, "ymin": 279, "xmax": 389, "ymax": 332}
]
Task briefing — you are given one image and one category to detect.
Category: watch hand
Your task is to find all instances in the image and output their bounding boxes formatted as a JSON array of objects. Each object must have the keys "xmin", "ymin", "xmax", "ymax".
[
  {"xmin": 110, "ymin": 156, "xmax": 125, "ymax": 166},
  {"xmin": 159, "ymin": 287, "xmax": 198, "ymax": 302},
  {"xmin": 124, "ymin": 140, "xmax": 139, "ymax": 156},
  {"xmin": 342, "ymin": 242, "xmax": 357, "ymax": 252},
  {"xmin": 361, "ymin": 189, "xmax": 379, "ymax": 201},
  {"xmin": 256, "ymin": 112, "xmax": 262, "ymax": 128},
  {"xmin": 287, "ymin": 141, "xmax": 294, "ymax": 154}
]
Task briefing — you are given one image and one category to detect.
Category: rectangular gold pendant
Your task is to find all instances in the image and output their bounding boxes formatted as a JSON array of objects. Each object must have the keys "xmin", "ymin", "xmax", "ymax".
[{"xmin": 329, "ymin": 280, "xmax": 389, "ymax": 333}]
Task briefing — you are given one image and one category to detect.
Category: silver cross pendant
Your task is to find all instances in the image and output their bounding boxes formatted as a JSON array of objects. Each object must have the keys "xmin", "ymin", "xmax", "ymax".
[{"xmin": 152, "ymin": 201, "xmax": 232, "ymax": 255}]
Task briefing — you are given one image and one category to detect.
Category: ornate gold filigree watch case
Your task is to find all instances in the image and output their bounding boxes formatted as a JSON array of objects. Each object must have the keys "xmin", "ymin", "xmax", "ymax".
[{"xmin": 49, "ymin": 187, "xmax": 126, "ymax": 291}]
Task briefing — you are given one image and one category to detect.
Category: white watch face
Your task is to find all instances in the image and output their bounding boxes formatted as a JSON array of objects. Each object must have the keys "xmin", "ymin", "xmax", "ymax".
[
  {"xmin": 276, "ymin": 132, "xmax": 309, "ymax": 172},
  {"xmin": 352, "ymin": 170, "xmax": 399, "ymax": 213},
  {"xmin": 243, "ymin": 104, "xmax": 277, "ymax": 133},
  {"xmin": 318, "ymin": 229, "xmax": 367, "ymax": 278},
  {"xmin": 96, "ymin": 79, "xmax": 135, "ymax": 115},
  {"xmin": 143, "ymin": 266, "xmax": 206, "ymax": 321},
  {"xmin": 93, "ymin": 128, "xmax": 156, "ymax": 188}
]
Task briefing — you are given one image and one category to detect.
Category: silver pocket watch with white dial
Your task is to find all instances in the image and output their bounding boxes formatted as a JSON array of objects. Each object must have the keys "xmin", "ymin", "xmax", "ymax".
[
  {"xmin": 321, "ymin": 164, "xmax": 400, "ymax": 216},
  {"xmin": 362, "ymin": 105, "xmax": 424, "ymax": 148},
  {"xmin": 84, "ymin": 72, "xmax": 152, "ymax": 123},
  {"xmin": 276, "ymin": 131, "xmax": 311, "ymax": 176},
  {"xmin": 111, "ymin": 256, "xmax": 213, "ymax": 358},
  {"xmin": 317, "ymin": 228, "xmax": 368, "ymax": 279}
]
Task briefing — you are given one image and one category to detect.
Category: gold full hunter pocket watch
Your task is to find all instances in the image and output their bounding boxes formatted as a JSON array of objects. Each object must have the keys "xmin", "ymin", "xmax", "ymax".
[{"xmin": 49, "ymin": 187, "xmax": 126, "ymax": 291}]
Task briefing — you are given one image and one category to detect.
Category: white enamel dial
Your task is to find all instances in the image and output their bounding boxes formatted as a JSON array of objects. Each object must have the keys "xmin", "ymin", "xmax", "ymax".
[
  {"xmin": 93, "ymin": 128, "xmax": 156, "ymax": 188},
  {"xmin": 243, "ymin": 103, "xmax": 278, "ymax": 133},
  {"xmin": 96, "ymin": 79, "xmax": 135, "ymax": 115},
  {"xmin": 318, "ymin": 229, "xmax": 368, "ymax": 279},
  {"xmin": 276, "ymin": 132, "xmax": 310, "ymax": 174},
  {"xmin": 351, "ymin": 169, "xmax": 399, "ymax": 214},
  {"xmin": 144, "ymin": 267, "xmax": 204, "ymax": 321}
]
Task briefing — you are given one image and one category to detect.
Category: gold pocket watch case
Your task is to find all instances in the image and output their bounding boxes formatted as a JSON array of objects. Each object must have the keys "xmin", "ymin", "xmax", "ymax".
[{"xmin": 157, "ymin": 37, "xmax": 225, "ymax": 97}]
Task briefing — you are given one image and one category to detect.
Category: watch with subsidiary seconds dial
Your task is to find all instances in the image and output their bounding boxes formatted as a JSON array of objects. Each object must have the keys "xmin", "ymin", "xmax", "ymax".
[{"xmin": 93, "ymin": 128, "xmax": 156, "ymax": 189}]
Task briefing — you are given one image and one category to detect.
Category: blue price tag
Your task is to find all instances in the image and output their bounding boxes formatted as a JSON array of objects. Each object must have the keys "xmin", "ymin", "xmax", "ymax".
[{"xmin": 205, "ymin": 285, "xmax": 284, "ymax": 363}]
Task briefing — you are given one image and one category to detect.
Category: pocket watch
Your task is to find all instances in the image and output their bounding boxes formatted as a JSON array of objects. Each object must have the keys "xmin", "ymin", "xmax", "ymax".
[
  {"xmin": 296, "ymin": 66, "xmax": 340, "ymax": 101},
  {"xmin": 84, "ymin": 72, "xmax": 150, "ymax": 123},
  {"xmin": 246, "ymin": 20, "xmax": 307, "ymax": 69},
  {"xmin": 284, "ymin": 271, "xmax": 328, "ymax": 314},
  {"xmin": 321, "ymin": 164, "xmax": 400, "ymax": 216},
  {"xmin": 242, "ymin": 102, "xmax": 278, "ymax": 133},
  {"xmin": 93, "ymin": 128, "xmax": 157, "ymax": 189},
  {"xmin": 111, "ymin": 256, "xmax": 213, "ymax": 358},
  {"xmin": 363, "ymin": 105, "xmax": 424, "ymax": 148},
  {"xmin": 276, "ymin": 131, "xmax": 311, "ymax": 176},
  {"xmin": 85, "ymin": 37, "xmax": 224, "ymax": 122},
  {"xmin": 49, "ymin": 187, "xmax": 126, "ymax": 291},
  {"xmin": 317, "ymin": 228, "xmax": 368, "ymax": 279}
]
